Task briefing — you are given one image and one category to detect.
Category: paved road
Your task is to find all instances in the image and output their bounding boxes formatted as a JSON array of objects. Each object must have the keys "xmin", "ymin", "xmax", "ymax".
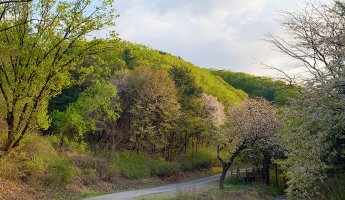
[{"xmin": 84, "ymin": 174, "xmax": 221, "ymax": 200}]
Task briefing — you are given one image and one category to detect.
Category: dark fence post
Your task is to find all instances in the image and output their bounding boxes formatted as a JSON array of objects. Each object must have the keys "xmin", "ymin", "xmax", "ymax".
[
  {"xmin": 236, "ymin": 167, "xmax": 240, "ymax": 183},
  {"xmin": 275, "ymin": 164, "xmax": 279, "ymax": 188}
]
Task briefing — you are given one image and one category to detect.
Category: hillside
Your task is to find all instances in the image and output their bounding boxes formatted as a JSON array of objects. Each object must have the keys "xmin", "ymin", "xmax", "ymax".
[
  {"xmin": 105, "ymin": 41, "xmax": 248, "ymax": 105},
  {"xmin": 211, "ymin": 69, "xmax": 299, "ymax": 105}
]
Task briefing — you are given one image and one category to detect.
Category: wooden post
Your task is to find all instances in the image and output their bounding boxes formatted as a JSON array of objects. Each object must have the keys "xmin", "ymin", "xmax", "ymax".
[
  {"xmin": 236, "ymin": 167, "xmax": 240, "ymax": 183},
  {"xmin": 275, "ymin": 164, "xmax": 279, "ymax": 187}
]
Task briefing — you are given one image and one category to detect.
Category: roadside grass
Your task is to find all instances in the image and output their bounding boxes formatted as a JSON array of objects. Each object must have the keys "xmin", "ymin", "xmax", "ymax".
[
  {"xmin": 140, "ymin": 177, "xmax": 281, "ymax": 200},
  {"xmin": 80, "ymin": 191, "xmax": 113, "ymax": 199}
]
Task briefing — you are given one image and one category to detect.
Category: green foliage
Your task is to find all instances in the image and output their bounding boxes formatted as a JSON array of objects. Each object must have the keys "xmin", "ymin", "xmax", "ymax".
[
  {"xmin": 111, "ymin": 152, "xmax": 153, "ymax": 178},
  {"xmin": 109, "ymin": 151, "xmax": 180, "ymax": 179},
  {"xmin": 0, "ymin": 0, "xmax": 118, "ymax": 152},
  {"xmin": 179, "ymin": 152, "xmax": 215, "ymax": 171},
  {"xmin": 122, "ymin": 47, "xmax": 138, "ymax": 69},
  {"xmin": 211, "ymin": 70, "xmax": 299, "ymax": 105},
  {"xmin": 0, "ymin": 133, "xmax": 76, "ymax": 187},
  {"xmin": 112, "ymin": 42, "xmax": 246, "ymax": 106},
  {"xmin": 51, "ymin": 82, "xmax": 120, "ymax": 148},
  {"xmin": 170, "ymin": 66, "xmax": 203, "ymax": 103},
  {"xmin": 151, "ymin": 158, "xmax": 180, "ymax": 177},
  {"xmin": 47, "ymin": 157, "xmax": 76, "ymax": 187},
  {"xmin": 48, "ymin": 86, "xmax": 87, "ymax": 113}
]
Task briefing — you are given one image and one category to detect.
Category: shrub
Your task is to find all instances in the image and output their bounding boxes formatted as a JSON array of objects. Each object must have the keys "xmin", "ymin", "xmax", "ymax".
[
  {"xmin": 0, "ymin": 134, "xmax": 59, "ymax": 181},
  {"xmin": 111, "ymin": 152, "xmax": 152, "ymax": 178},
  {"xmin": 26, "ymin": 155, "xmax": 47, "ymax": 175},
  {"xmin": 108, "ymin": 151, "xmax": 182, "ymax": 179},
  {"xmin": 0, "ymin": 154, "xmax": 25, "ymax": 180},
  {"xmin": 180, "ymin": 152, "xmax": 215, "ymax": 171},
  {"xmin": 151, "ymin": 158, "xmax": 180, "ymax": 177},
  {"xmin": 17, "ymin": 134, "xmax": 58, "ymax": 158},
  {"xmin": 81, "ymin": 167, "xmax": 99, "ymax": 186},
  {"xmin": 46, "ymin": 157, "xmax": 76, "ymax": 186}
]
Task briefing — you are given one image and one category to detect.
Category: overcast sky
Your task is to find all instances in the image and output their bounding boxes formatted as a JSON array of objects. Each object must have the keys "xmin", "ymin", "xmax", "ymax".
[{"xmin": 111, "ymin": 0, "xmax": 329, "ymax": 76}]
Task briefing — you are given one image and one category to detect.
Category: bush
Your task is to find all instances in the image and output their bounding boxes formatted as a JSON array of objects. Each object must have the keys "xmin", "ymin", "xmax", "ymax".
[
  {"xmin": 0, "ymin": 134, "xmax": 59, "ymax": 181},
  {"xmin": 180, "ymin": 152, "xmax": 215, "ymax": 171},
  {"xmin": 151, "ymin": 158, "xmax": 180, "ymax": 177},
  {"xmin": 108, "ymin": 151, "xmax": 182, "ymax": 179},
  {"xmin": 111, "ymin": 152, "xmax": 152, "ymax": 178},
  {"xmin": 81, "ymin": 167, "xmax": 100, "ymax": 186},
  {"xmin": 46, "ymin": 157, "xmax": 76, "ymax": 186}
]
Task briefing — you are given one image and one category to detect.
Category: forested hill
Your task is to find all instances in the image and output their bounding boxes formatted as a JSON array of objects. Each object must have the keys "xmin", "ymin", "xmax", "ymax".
[
  {"xmin": 211, "ymin": 70, "xmax": 299, "ymax": 105},
  {"xmin": 50, "ymin": 40, "xmax": 247, "ymax": 111},
  {"xmin": 116, "ymin": 41, "xmax": 248, "ymax": 106}
]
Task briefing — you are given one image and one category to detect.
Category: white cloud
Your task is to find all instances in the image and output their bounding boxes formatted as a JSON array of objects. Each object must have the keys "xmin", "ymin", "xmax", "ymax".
[{"xmin": 112, "ymin": 0, "xmax": 332, "ymax": 77}]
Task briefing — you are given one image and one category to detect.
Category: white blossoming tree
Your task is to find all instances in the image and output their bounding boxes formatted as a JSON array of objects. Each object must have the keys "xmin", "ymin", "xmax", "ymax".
[
  {"xmin": 267, "ymin": 1, "xmax": 345, "ymax": 198},
  {"xmin": 216, "ymin": 98, "xmax": 281, "ymax": 189}
]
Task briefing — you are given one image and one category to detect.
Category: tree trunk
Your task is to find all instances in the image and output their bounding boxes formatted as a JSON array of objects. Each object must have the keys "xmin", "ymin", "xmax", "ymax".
[
  {"xmin": 275, "ymin": 164, "xmax": 279, "ymax": 187},
  {"xmin": 1, "ymin": 135, "xmax": 14, "ymax": 153},
  {"xmin": 1, "ymin": 112, "xmax": 15, "ymax": 153},
  {"xmin": 263, "ymin": 151, "xmax": 270, "ymax": 185},
  {"xmin": 219, "ymin": 163, "xmax": 230, "ymax": 189},
  {"xmin": 195, "ymin": 136, "xmax": 198, "ymax": 154}
]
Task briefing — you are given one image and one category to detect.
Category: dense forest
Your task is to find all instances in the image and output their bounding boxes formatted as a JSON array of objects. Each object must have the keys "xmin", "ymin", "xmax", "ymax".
[
  {"xmin": 0, "ymin": 0, "xmax": 344, "ymax": 199},
  {"xmin": 211, "ymin": 70, "xmax": 299, "ymax": 106}
]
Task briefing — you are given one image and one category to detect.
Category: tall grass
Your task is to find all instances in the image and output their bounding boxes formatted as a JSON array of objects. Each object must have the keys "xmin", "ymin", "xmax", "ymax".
[
  {"xmin": 179, "ymin": 151, "xmax": 216, "ymax": 171},
  {"xmin": 108, "ymin": 152, "xmax": 181, "ymax": 179}
]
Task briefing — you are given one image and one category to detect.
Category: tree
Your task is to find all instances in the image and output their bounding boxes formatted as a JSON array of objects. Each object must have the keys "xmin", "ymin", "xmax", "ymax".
[
  {"xmin": 122, "ymin": 47, "xmax": 138, "ymax": 69},
  {"xmin": 0, "ymin": 0, "xmax": 117, "ymax": 153},
  {"xmin": 267, "ymin": 1, "xmax": 345, "ymax": 198},
  {"xmin": 211, "ymin": 70, "xmax": 299, "ymax": 105},
  {"xmin": 51, "ymin": 82, "xmax": 120, "ymax": 150},
  {"xmin": 217, "ymin": 98, "xmax": 281, "ymax": 189},
  {"xmin": 201, "ymin": 93, "xmax": 225, "ymax": 128},
  {"xmin": 201, "ymin": 93, "xmax": 226, "ymax": 148},
  {"xmin": 0, "ymin": 0, "xmax": 31, "ymax": 5},
  {"xmin": 169, "ymin": 66, "xmax": 204, "ymax": 154},
  {"xmin": 114, "ymin": 66, "xmax": 181, "ymax": 157}
]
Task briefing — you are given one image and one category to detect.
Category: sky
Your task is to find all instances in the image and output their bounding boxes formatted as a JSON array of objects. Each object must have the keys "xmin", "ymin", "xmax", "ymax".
[{"xmin": 111, "ymin": 0, "xmax": 329, "ymax": 76}]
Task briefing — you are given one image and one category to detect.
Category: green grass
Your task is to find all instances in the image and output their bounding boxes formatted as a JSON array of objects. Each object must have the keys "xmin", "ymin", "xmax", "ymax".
[
  {"xmin": 109, "ymin": 152, "xmax": 181, "ymax": 179},
  {"xmin": 179, "ymin": 152, "xmax": 216, "ymax": 171},
  {"xmin": 140, "ymin": 177, "xmax": 279, "ymax": 200}
]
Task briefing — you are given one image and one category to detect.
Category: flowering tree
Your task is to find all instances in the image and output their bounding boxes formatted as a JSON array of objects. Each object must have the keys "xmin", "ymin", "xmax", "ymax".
[
  {"xmin": 267, "ymin": 1, "xmax": 345, "ymax": 198},
  {"xmin": 201, "ymin": 93, "xmax": 225, "ymax": 128},
  {"xmin": 217, "ymin": 98, "xmax": 281, "ymax": 189},
  {"xmin": 114, "ymin": 66, "xmax": 181, "ymax": 156}
]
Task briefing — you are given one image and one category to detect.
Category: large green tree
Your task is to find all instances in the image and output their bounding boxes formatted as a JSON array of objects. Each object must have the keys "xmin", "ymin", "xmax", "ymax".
[
  {"xmin": 169, "ymin": 66, "xmax": 205, "ymax": 154},
  {"xmin": 51, "ymin": 82, "xmax": 120, "ymax": 150},
  {"xmin": 0, "ymin": 0, "xmax": 117, "ymax": 153}
]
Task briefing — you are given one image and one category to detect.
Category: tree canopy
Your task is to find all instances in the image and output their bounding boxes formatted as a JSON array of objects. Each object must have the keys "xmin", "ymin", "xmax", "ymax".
[
  {"xmin": 0, "ymin": 0, "xmax": 117, "ymax": 152},
  {"xmin": 268, "ymin": 1, "xmax": 345, "ymax": 198}
]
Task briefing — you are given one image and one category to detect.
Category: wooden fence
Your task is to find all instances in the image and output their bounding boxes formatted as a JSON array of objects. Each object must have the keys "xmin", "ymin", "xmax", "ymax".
[{"xmin": 228, "ymin": 167, "xmax": 264, "ymax": 183}]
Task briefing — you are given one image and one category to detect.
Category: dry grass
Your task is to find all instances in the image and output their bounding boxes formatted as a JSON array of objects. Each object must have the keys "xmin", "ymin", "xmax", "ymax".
[
  {"xmin": 141, "ymin": 185, "xmax": 275, "ymax": 200},
  {"xmin": 140, "ymin": 178, "xmax": 280, "ymax": 200}
]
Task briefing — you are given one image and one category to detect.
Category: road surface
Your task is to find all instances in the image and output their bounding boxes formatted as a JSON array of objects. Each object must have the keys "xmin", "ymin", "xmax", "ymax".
[{"xmin": 84, "ymin": 174, "xmax": 221, "ymax": 200}]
